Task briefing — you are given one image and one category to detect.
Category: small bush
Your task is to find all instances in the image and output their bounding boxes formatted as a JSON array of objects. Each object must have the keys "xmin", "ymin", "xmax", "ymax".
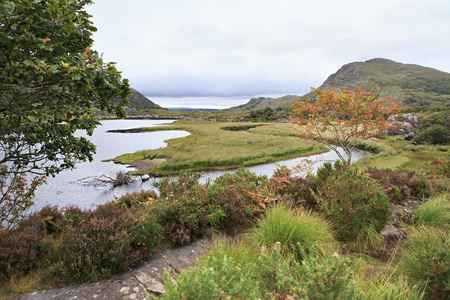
[
  {"xmin": 315, "ymin": 163, "xmax": 392, "ymax": 242},
  {"xmin": 57, "ymin": 216, "xmax": 146, "ymax": 282},
  {"xmin": 255, "ymin": 244, "xmax": 298, "ymax": 298},
  {"xmin": 414, "ymin": 126, "xmax": 450, "ymax": 145},
  {"xmin": 0, "ymin": 225, "xmax": 47, "ymax": 279},
  {"xmin": 293, "ymin": 254, "xmax": 364, "ymax": 299},
  {"xmin": 159, "ymin": 244, "xmax": 260, "ymax": 299},
  {"xmin": 367, "ymin": 168, "xmax": 431, "ymax": 203},
  {"xmin": 267, "ymin": 167, "xmax": 317, "ymax": 208},
  {"xmin": 154, "ymin": 172, "xmax": 224, "ymax": 245},
  {"xmin": 52, "ymin": 201, "xmax": 162, "ymax": 283},
  {"xmin": 211, "ymin": 187, "xmax": 252, "ymax": 232},
  {"xmin": 115, "ymin": 190, "xmax": 158, "ymax": 208},
  {"xmin": 399, "ymin": 227, "xmax": 450, "ymax": 299},
  {"xmin": 17, "ymin": 205, "xmax": 63, "ymax": 235},
  {"xmin": 414, "ymin": 193, "xmax": 450, "ymax": 229},
  {"xmin": 427, "ymin": 158, "xmax": 450, "ymax": 178},
  {"xmin": 250, "ymin": 202, "xmax": 336, "ymax": 260}
]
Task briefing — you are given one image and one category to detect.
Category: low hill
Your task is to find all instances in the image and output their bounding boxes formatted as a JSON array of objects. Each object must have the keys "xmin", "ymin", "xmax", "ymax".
[
  {"xmin": 225, "ymin": 95, "xmax": 302, "ymax": 112},
  {"xmin": 114, "ymin": 88, "xmax": 166, "ymax": 111},
  {"xmin": 227, "ymin": 58, "xmax": 450, "ymax": 111}
]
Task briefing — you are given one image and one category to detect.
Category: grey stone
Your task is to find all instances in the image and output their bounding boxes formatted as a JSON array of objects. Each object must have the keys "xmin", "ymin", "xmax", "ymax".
[
  {"xmin": 405, "ymin": 132, "xmax": 416, "ymax": 140},
  {"xmin": 381, "ymin": 224, "xmax": 404, "ymax": 240},
  {"xmin": 17, "ymin": 273, "xmax": 147, "ymax": 300},
  {"xmin": 402, "ymin": 114, "xmax": 419, "ymax": 127}
]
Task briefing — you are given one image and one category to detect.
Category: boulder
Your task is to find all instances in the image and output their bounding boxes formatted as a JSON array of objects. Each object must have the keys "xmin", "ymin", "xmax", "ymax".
[{"xmin": 386, "ymin": 114, "xmax": 419, "ymax": 136}]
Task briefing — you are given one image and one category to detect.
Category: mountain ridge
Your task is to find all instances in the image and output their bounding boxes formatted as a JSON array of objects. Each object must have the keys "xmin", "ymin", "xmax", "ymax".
[{"xmin": 226, "ymin": 58, "xmax": 450, "ymax": 111}]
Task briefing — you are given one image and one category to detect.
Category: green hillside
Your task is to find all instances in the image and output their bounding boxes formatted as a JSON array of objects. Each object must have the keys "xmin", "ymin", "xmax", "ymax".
[
  {"xmin": 114, "ymin": 88, "xmax": 166, "ymax": 111},
  {"xmin": 319, "ymin": 58, "xmax": 450, "ymax": 108},
  {"xmin": 227, "ymin": 58, "xmax": 450, "ymax": 111},
  {"xmin": 225, "ymin": 95, "xmax": 302, "ymax": 112}
]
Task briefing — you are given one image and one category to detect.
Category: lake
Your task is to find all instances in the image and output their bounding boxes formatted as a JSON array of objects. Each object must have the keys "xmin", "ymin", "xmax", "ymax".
[{"xmin": 31, "ymin": 120, "xmax": 370, "ymax": 212}]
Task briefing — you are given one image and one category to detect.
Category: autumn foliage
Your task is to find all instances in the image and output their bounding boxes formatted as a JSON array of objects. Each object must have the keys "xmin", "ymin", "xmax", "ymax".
[{"xmin": 292, "ymin": 87, "xmax": 402, "ymax": 161}]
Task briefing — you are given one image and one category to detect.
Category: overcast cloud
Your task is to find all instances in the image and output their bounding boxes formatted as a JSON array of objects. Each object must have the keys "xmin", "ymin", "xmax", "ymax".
[{"xmin": 87, "ymin": 0, "xmax": 450, "ymax": 108}]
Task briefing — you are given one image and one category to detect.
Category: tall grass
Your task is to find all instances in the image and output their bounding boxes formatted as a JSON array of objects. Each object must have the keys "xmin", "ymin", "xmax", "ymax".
[
  {"xmin": 399, "ymin": 226, "xmax": 450, "ymax": 299},
  {"xmin": 250, "ymin": 202, "xmax": 336, "ymax": 260},
  {"xmin": 413, "ymin": 193, "xmax": 450, "ymax": 229}
]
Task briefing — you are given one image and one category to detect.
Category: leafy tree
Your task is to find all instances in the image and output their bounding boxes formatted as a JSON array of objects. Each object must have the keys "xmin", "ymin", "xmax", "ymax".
[
  {"xmin": 0, "ymin": 0, "xmax": 130, "ymax": 228},
  {"xmin": 292, "ymin": 87, "xmax": 402, "ymax": 162}
]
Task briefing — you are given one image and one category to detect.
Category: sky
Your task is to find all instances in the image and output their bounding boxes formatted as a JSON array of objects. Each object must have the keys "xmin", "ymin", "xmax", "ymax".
[{"xmin": 87, "ymin": 0, "xmax": 450, "ymax": 108}]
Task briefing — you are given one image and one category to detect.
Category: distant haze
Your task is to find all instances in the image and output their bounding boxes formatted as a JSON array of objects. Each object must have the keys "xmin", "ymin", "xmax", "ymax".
[{"xmin": 87, "ymin": 0, "xmax": 450, "ymax": 107}]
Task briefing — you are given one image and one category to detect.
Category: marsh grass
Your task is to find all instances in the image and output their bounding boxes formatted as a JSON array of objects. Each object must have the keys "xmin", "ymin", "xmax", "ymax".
[
  {"xmin": 0, "ymin": 270, "xmax": 56, "ymax": 300},
  {"xmin": 399, "ymin": 226, "xmax": 450, "ymax": 299},
  {"xmin": 250, "ymin": 202, "xmax": 336, "ymax": 260},
  {"xmin": 206, "ymin": 235, "xmax": 260, "ymax": 267},
  {"xmin": 112, "ymin": 121, "xmax": 324, "ymax": 175},
  {"xmin": 361, "ymin": 273, "xmax": 426, "ymax": 299},
  {"xmin": 413, "ymin": 193, "xmax": 450, "ymax": 229}
]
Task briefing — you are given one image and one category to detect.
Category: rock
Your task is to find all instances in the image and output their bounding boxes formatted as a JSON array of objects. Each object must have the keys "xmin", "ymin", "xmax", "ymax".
[
  {"xmin": 390, "ymin": 199, "xmax": 423, "ymax": 223},
  {"xmin": 405, "ymin": 132, "xmax": 416, "ymax": 140},
  {"xmin": 387, "ymin": 120, "xmax": 414, "ymax": 135},
  {"xmin": 402, "ymin": 114, "xmax": 419, "ymax": 127},
  {"xmin": 381, "ymin": 224, "xmax": 404, "ymax": 240},
  {"xmin": 386, "ymin": 114, "xmax": 419, "ymax": 136}
]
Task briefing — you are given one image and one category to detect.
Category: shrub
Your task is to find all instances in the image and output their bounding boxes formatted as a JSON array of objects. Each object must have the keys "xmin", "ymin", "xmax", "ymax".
[
  {"xmin": 211, "ymin": 187, "xmax": 253, "ymax": 232},
  {"xmin": 267, "ymin": 167, "xmax": 317, "ymax": 208},
  {"xmin": 399, "ymin": 227, "xmax": 450, "ymax": 299},
  {"xmin": 414, "ymin": 193, "xmax": 450, "ymax": 229},
  {"xmin": 17, "ymin": 205, "xmax": 63, "ymax": 235},
  {"xmin": 367, "ymin": 168, "xmax": 431, "ymax": 203},
  {"xmin": 427, "ymin": 158, "xmax": 450, "ymax": 178},
  {"xmin": 414, "ymin": 126, "xmax": 450, "ymax": 145},
  {"xmin": 255, "ymin": 243, "xmax": 298, "ymax": 298},
  {"xmin": 154, "ymin": 172, "xmax": 224, "ymax": 245},
  {"xmin": 250, "ymin": 202, "xmax": 336, "ymax": 260},
  {"xmin": 54, "ymin": 201, "xmax": 162, "ymax": 283},
  {"xmin": 158, "ymin": 244, "xmax": 260, "ymax": 299},
  {"xmin": 119, "ymin": 207, "xmax": 164, "ymax": 252},
  {"xmin": 314, "ymin": 163, "xmax": 392, "ymax": 242},
  {"xmin": 57, "ymin": 216, "xmax": 146, "ymax": 282},
  {"xmin": 60, "ymin": 204, "xmax": 85, "ymax": 227},
  {"xmin": 0, "ymin": 224, "xmax": 47, "ymax": 279},
  {"xmin": 115, "ymin": 190, "xmax": 158, "ymax": 208},
  {"xmin": 293, "ymin": 254, "xmax": 364, "ymax": 299}
]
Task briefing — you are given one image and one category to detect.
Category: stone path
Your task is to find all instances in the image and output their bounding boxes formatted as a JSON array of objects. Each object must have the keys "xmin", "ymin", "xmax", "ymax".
[{"xmin": 16, "ymin": 239, "xmax": 209, "ymax": 300}]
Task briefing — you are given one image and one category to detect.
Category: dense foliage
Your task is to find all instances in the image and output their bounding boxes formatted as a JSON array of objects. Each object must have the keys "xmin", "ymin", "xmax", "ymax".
[{"xmin": 0, "ymin": 0, "xmax": 130, "ymax": 227}]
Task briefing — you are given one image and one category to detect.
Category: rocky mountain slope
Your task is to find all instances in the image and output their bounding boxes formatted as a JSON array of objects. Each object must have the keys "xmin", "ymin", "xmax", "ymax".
[
  {"xmin": 114, "ymin": 88, "xmax": 166, "ymax": 111},
  {"xmin": 227, "ymin": 58, "xmax": 450, "ymax": 111}
]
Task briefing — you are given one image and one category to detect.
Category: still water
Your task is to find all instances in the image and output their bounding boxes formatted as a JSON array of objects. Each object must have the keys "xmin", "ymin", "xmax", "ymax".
[{"xmin": 32, "ymin": 120, "xmax": 369, "ymax": 212}]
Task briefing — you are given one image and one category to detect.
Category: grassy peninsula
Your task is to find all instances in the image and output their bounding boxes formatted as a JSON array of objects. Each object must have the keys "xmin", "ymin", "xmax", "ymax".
[{"xmin": 109, "ymin": 121, "xmax": 326, "ymax": 176}]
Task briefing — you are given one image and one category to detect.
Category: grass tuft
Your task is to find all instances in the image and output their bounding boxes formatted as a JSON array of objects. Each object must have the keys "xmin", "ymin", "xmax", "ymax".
[{"xmin": 250, "ymin": 202, "xmax": 336, "ymax": 260}]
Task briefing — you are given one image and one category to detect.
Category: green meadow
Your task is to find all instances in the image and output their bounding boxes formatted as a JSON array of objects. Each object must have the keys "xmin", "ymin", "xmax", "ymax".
[{"xmin": 110, "ymin": 121, "xmax": 326, "ymax": 176}]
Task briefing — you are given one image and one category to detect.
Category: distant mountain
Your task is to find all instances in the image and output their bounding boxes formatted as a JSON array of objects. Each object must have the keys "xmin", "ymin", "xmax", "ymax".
[
  {"xmin": 225, "ymin": 95, "xmax": 302, "ymax": 112},
  {"xmin": 114, "ymin": 88, "xmax": 166, "ymax": 110},
  {"xmin": 227, "ymin": 58, "xmax": 450, "ymax": 111},
  {"xmin": 167, "ymin": 107, "xmax": 219, "ymax": 111}
]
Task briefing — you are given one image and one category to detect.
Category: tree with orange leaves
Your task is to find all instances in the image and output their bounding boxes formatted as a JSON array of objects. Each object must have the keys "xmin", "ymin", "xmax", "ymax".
[{"xmin": 292, "ymin": 86, "xmax": 402, "ymax": 162}]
